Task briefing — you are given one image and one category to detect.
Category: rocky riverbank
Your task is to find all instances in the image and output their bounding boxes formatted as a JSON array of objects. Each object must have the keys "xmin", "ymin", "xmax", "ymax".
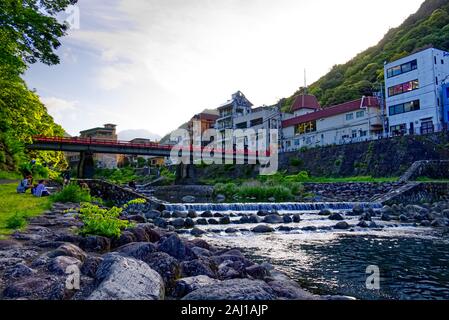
[{"xmin": 0, "ymin": 202, "xmax": 345, "ymax": 300}]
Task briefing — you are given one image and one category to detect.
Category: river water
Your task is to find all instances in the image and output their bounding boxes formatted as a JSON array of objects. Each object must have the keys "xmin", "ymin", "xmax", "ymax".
[{"xmin": 173, "ymin": 205, "xmax": 449, "ymax": 300}]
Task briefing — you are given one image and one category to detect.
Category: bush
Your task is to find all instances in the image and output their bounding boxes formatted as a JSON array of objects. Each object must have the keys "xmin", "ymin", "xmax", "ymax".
[
  {"xmin": 6, "ymin": 212, "xmax": 27, "ymax": 230},
  {"xmin": 78, "ymin": 203, "xmax": 132, "ymax": 238},
  {"xmin": 50, "ymin": 184, "xmax": 91, "ymax": 203},
  {"xmin": 289, "ymin": 158, "xmax": 303, "ymax": 167}
]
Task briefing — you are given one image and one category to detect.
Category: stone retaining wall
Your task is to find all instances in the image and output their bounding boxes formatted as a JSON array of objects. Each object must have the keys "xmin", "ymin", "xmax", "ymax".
[{"xmin": 381, "ymin": 182, "xmax": 449, "ymax": 205}]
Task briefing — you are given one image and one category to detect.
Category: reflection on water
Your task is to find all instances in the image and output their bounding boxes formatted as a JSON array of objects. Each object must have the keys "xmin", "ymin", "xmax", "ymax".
[{"xmin": 203, "ymin": 226, "xmax": 449, "ymax": 300}]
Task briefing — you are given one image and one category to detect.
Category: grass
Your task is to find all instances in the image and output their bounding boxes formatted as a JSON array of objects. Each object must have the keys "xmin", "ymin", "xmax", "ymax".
[
  {"xmin": 298, "ymin": 176, "xmax": 399, "ymax": 183},
  {"xmin": 415, "ymin": 177, "xmax": 449, "ymax": 183},
  {"xmin": 0, "ymin": 183, "xmax": 52, "ymax": 238},
  {"xmin": 0, "ymin": 170, "xmax": 21, "ymax": 180}
]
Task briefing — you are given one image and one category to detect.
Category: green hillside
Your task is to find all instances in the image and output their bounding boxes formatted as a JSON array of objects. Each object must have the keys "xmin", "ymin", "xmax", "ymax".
[{"xmin": 282, "ymin": 0, "xmax": 449, "ymax": 110}]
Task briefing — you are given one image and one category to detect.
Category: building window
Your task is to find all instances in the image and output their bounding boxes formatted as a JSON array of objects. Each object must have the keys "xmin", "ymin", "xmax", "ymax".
[
  {"xmin": 360, "ymin": 130, "xmax": 368, "ymax": 137},
  {"xmin": 352, "ymin": 130, "xmax": 357, "ymax": 138},
  {"xmin": 356, "ymin": 110, "xmax": 365, "ymax": 118},
  {"xmin": 346, "ymin": 113, "xmax": 354, "ymax": 121},
  {"xmin": 250, "ymin": 118, "xmax": 263, "ymax": 127},
  {"xmin": 236, "ymin": 122, "xmax": 247, "ymax": 129},
  {"xmin": 294, "ymin": 139, "xmax": 300, "ymax": 146},
  {"xmin": 390, "ymin": 124, "xmax": 406, "ymax": 136},
  {"xmin": 295, "ymin": 121, "xmax": 317, "ymax": 134},
  {"xmin": 387, "ymin": 59, "xmax": 417, "ymax": 78},
  {"xmin": 387, "ymin": 79, "xmax": 419, "ymax": 97},
  {"xmin": 435, "ymin": 56, "xmax": 437, "ymax": 64},
  {"xmin": 442, "ymin": 59, "xmax": 445, "ymax": 65},
  {"xmin": 421, "ymin": 121, "xmax": 434, "ymax": 134},
  {"xmin": 286, "ymin": 141, "xmax": 291, "ymax": 147},
  {"xmin": 389, "ymin": 100, "xmax": 420, "ymax": 116},
  {"xmin": 436, "ymin": 77, "xmax": 439, "ymax": 85}
]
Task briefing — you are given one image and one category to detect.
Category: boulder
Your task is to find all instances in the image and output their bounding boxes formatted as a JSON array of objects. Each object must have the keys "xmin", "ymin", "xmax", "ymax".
[
  {"xmin": 225, "ymin": 228, "xmax": 238, "ymax": 234},
  {"xmin": 182, "ymin": 196, "xmax": 196, "ymax": 203},
  {"xmin": 328, "ymin": 213, "xmax": 344, "ymax": 221},
  {"xmin": 219, "ymin": 216, "xmax": 231, "ymax": 225},
  {"xmin": 184, "ymin": 218, "xmax": 195, "ymax": 229},
  {"xmin": 81, "ymin": 256, "xmax": 104, "ymax": 278},
  {"xmin": 431, "ymin": 219, "xmax": 447, "ymax": 227},
  {"xmin": 283, "ymin": 215, "xmax": 293, "ymax": 224},
  {"xmin": 214, "ymin": 212, "xmax": 224, "ymax": 218},
  {"xmin": 172, "ymin": 211, "xmax": 188, "ymax": 218},
  {"xmin": 248, "ymin": 215, "xmax": 262, "ymax": 224},
  {"xmin": 318, "ymin": 209, "xmax": 331, "ymax": 216},
  {"xmin": 3, "ymin": 276, "xmax": 67, "ymax": 300},
  {"xmin": 126, "ymin": 215, "xmax": 146, "ymax": 223},
  {"xmin": 79, "ymin": 236, "xmax": 111, "ymax": 253},
  {"xmin": 399, "ymin": 214, "xmax": 409, "ymax": 222},
  {"xmin": 191, "ymin": 246, "xmax": 212, "ymax": 258},
  {"xmin": 48, "ymin": 256, "xmax": 82, "ymax": 275},
  {"xmin": 292, "ymin": 214, "xmax": 301, "ymax": 223},
  {"xmin": 187, "ymin": 210, "xmax": 198, "ymax": 218},
  {"xmin": 352, "ymin": 204, "xmax": 364, "ymax": 215},
  {"xmin": 171, "ymin": 218, "xmax": 186, "ymax": 229},
  {"xmin": 4, "ymin": 263, "xmax": 36, "ymax": 278},
  {"xmin": 144, "ymin": 210, "xmax": 161, "ymax": 220},
  {"xmin": 357, "ymin": 220, "xmax": 369, "ymax": 228},
  {"xmin": 238, "ymin": 216, "xmax": 250, "ymax": 224},
  {"xmin": 196, "ymin": 218, "xmax": 208, "ymax": 225},
  {"xmin": 153, "ymin": 218, "xmax": 168, "ymax": 229},
  {"xmin": 257, "ymin": 210, "xmax": 270, "ymax": 217},
  {"xmin": 216, "ymin": 194, "xmax": 226, "ymax": 202},
  {"xmin": 191, "ymin": 228, "xmax": 206, "ymax": 237},
  {"xmin": 162, "ymin": 211, "xmax": 172, "ymax": 218},
  {"xmin": 245, "ymin": 264, "xmax": 270, "ymax": 280},
  {"xmin": 182, "ymin": 279, "xmax": 277, "ymax": 300},
  {"xmin": 268, "ymin": 280, "xmax": 318, "ymax": 300},
  {"xmin": 158, "ymin": 234, "xmax": 193, "ymax": 260},
  {"xmin": 48, "ymin": 243, "xmax": 87, "ymax": 262},
  {"xmin": 302, "ymin": 226, "xmax": 317, "ymax": 231},
  {"xmin": 114, "ymin": 231, "xmax": 136, "ymax": 248},
  {"xmin": 381, "ymin": 213, "xmax": 391, "ymax": 221},
  {"xmin": 116, "ymin": 242, "xmax": 157, "ymax": 262},
  {"xmin": 334, "ymin": 222, "xmax": 350, "ymax": 230},
  {"xmin": 173, "ymin": 275, "xmax": 219, "ymax": 298},
  {"xmin": 201, "ymin": 211, "xmax": 213, "ymax": 218},
  {"xmin": 145, "ymin": 252, "xmax": 181, "ymax": 291},
  {"xmin": 263, "ymin": 215, "xmax": 284, "ymax": 224},
  {"xmin": 207, "ymin": 218, "xmax": 219, "ymax": 225},
  {"xmin": 180, "ymin": 257, "xmax": 217, "ymax": 278},
  {"xmin": 252, "ymin": 225, "xmax": 274, "ymax": 233},
  {"xmin": 89, "ymin": 253, "xmax": 164, "ymax": 300}
]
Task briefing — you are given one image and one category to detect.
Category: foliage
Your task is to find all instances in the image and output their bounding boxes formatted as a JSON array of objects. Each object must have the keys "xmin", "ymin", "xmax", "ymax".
[
  {"xmin": 78, "ymin": 203, "xmax": 132, "ymax": 238},
  {"xmin": 160, "ymin": 167, "xmax": 176, "ymax": 185},
  {"xmin": 94, "ymin": 167, "xmax": 138, "ymax": 185},
  {"xmin": 50, "ymin": 184, "xmax": 91, "ymax": 203},
  {"xmin": 214, "ymin": 182, "xmax": 296, "ymax": 202},
  {"xmin": 123, "ymin": 198, "xmax": 147, "ymax": 209},
  {"xmin": 282, "ymin": 0, "xmax": 449, "ymax": 109},
  {"xmin": 289, "ymin": 158, "xmax": 303, "ymax": 167},
  {"xmin": 5, "ymin": 212, "xmax": 27, "ymax": 229},
  {"xmin": 0, "ymin": 183, "xmax": 52, "ymax": 237},
  {"xmin": 0, "ymin": 0, "xmax": 75, "ymax": 175}
]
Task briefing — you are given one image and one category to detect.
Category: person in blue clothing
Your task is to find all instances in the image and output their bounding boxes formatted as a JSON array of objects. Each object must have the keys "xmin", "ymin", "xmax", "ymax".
[
  {"xmin": 32, "ymin": 180, "xmax": 50, "ymax": 197},
  {"xmin": 16, "ymin": 175, "xmax": 32, "ymax": 194}
]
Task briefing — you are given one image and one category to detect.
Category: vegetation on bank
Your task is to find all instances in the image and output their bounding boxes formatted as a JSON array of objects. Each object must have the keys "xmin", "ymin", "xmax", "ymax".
[
  {"xmin": 0, "ymin": 183, "xmax": 52, "ymax": 238},
  {"xmin": 282, "ymin": 0, "xmax": 449, "ymax": 110},
  {"xmin": 1, "ymin": 1, "xmax": 76, "ymax": 177},
  {"xmin": 94, "ymin": 166, "xmax": 176, "ymax": 186}
]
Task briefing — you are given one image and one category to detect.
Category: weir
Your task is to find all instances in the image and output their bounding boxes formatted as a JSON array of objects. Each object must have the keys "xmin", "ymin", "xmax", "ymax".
[{"xmin": 163, "ymin": 201, "xmax": 382, "ymax": 212}]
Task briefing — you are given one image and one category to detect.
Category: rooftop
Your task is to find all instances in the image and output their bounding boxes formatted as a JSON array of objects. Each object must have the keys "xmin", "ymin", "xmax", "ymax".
[{"xmin": 291, "ymin": 94, "xmax": 321, "ymax": 112}]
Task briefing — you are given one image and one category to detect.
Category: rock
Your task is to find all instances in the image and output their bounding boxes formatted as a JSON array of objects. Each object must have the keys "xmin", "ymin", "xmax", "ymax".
[
  {"xmin": 3, "ymin": 276, "xmax": 66, "ymax": 300},
  {"xmin": 153, "ymin": 218, "xmax": 168, "ymax": 229},
  {"xmin": 278, "ymin": 226, "xmax": 293, "ymax": 232},
  {"xmin": 302, "ymin": 226, "xmax": 317, "ymax": 231},
  {"xmin": 4, "ymin": 263, "xmax": 36, "ymax": 278},
  {"xmin": 182, "ymin": 279, "xmax": 276, "ymax": 300},
  {"xmin": 399, "ymin": 214, "xmax": 409, "ymax": 222},
  {"xmin": 352, "ymin": 204, "xmax": 364, "ymax": 215},
  {"xmin": 381, "ymin": 205, "xmax": 393, "ymax": 215},
  {"xmin": 219, "ymin": 216, "xmax": 231, "ymax": 225},
  {"xmin": 48, "ymin": 256, "xmax": 82, "ymax": 275},
  {"xmin": 369, "ymin": 221, "xmax": 379, "ymax": 229},
  {"xmin": 207, "ymin": 218, "xmax": 219, "ymax": 225},
  {"xmin": 381, "ymin": 213, "xmax": 391, "ymax": 221},
  {"xmin": 158, "ymin": 234, "xmax": 193, "ymax": 260},
  {"xmin": 328, "ymin": 213, "xmax": 344, "ymax": 221},
  {"xmin": 113, "ymin": 231, "xmax": 137, "ymax": 248},
  {"xmin": 225, "ymin": 228, "xmax": 238, "ymax": 234},
  {"xmin": 292, "ymin": 214, "xmax": 301, "ymax": 223},
  {"xmin": 116, "ymin": 242, "xmax": 157, "ymax": 262},
  {"xmin": 180, "ymin": 257, "xmax": 217, "ymax": 278},
  {"xmin": 171, "ymin": 218, "xmax": 186, "ymax": 229},
  {"xmin": 183, "ymin": 218, "xmax": 195, "ymax": 229},
  {"xmin": 182, "ymin": 196, "xmax": 196, "ymax": 203},
  {"xmin": 187, "ymin": 210, "xmax": 198, "ymax": 218},
  {"xmin": 144, "ymin": 210, "xmax": 161, "ymax": 220},
  {"xmin": 189, "ymin": 239, "xmax": 211, "ymax": 250},
  {"xmin": 263, "ymin": 215, "xmax": 284, "ymax": 224},
  {"xmin": 162, "ymin": 211, "xmax": 172, "ymax": 218},
  {"xmin": 191, "ymin": 246, "xmax": 212, "ymax": 257},
  {"xmin": 357, "ymin": 220, "xmax": 369, "ymax": 228},
  {"xmin": 214, "ymin": 212, "xmax": 224, "ymax": 218},
  {"xmin": 257, "ymin": 210, "xmax": 270, "ymax": 217},
  {"xmin": 191, "ymin": 228, "xmax": 206, "ymax": 237},
  {"xmin": 173, "ymin": 275, "xmax": 219, "ymax": 298},
  {"xmin": 89, "ymin": 253, "xmax": 164, "ymax": 300},
  {"xmin": 172, "ymin": 211, "xmax": 188, "ymax": 218},
  {"xmin": 81, "ymin": 256, "xmax": 104, "ymax": 278},
  {"xmin": 126, "ymin": 215, "xmax": 146, "ymax": 223},
  {"xmin": 48, "ymin": 244, "xmax": 87, "ymax": 262},
  {"xmin": 431, "ymin": 219, "xmax": 446, "ymax": 227},
  {"xmin": 79, "ymin": 236, "xmax": 111, "ymax": 253},
  {"xmin": 245, "ymin": 264, "xmax": 270, "ymax": 280},
  {"xmin": 145, "ymin": 252, "xmax": 181, "ymax": 291},
  {"xmin": 196, "ymin": 218, "xmax": 208, "ymax": 225},
  {"xmin": 318, "ymin": 209, "xmax": 331, "ymax": 216},
  {"xmin": 283, "ymin": 215, "xmax": 293, "ymax": 224},
  {"xmin": 248, "ymin": 215, "xmax": 262, "ymax": 224},
  {"xmin": 252, "ymin": 225, "xmax": 274, "ymax": 233},
  {"xmin": 238, "ymin": 216, "xmax": 250, "ymax": 224},
  {"xmin": 334, "ymin": 222, "xmax": 350, "ymax": 230},
  {"xmin": 420, "ymin": 220, "xmax": 431, "ymax": 227},
  {"xmin": 268, "ymin": 280, "xmax": 318, "ymax": 300},
  {"xmin": 201, "ymin": 211, "xmax": 213, "ymax": 218}
]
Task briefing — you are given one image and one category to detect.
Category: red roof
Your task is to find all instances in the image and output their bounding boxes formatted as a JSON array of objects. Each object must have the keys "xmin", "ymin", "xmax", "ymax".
[
  {"xmin": 282, "ymin": 96, "xmax": 380, "ymax": 128},
  {"xmin": 193, "ymin": 113, "xmax": 219, "ymax": 122},
  {"xmin": 291, "ymin": 95, "xmax": 321, "ymax": 111}
]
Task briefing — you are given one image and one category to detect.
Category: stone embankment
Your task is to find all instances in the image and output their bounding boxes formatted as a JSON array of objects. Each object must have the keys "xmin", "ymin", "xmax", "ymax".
[{"xmin": 0, "ymin": 202, "xmax": 351, "ymax": 301}]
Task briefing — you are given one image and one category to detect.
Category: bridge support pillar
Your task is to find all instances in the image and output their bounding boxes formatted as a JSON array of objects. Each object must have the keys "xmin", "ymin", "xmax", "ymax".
[
  {"xmin": 77, "ymin": 151, "xmax": 95, "ymax": 179},
  {"xmin": 175, "ymin": 163, "xmax": 196, "ymax": 184}
]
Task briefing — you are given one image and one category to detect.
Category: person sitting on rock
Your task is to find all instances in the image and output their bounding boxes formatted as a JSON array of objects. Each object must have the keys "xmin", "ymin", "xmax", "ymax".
[{"xmin": 33, "ymin": 180, "xmax": 50, "ymax": 197}]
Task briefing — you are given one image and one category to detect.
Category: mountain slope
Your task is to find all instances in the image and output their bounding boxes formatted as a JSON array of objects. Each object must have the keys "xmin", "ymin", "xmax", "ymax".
[{"xmin": 283, "ymin": 0, "xmax": 449, "ymax": 110}]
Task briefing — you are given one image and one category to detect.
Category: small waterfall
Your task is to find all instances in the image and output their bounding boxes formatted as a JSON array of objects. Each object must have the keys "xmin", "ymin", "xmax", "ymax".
[{"xmin": 163, "ymin": 202, "xmax": 382, "ymax": 212}]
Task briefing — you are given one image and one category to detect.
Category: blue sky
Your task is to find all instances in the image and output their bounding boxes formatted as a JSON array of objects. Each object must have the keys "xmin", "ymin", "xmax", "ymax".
[{"xmin": 24, "ymin": 0, "xmax": 425, "ymax": 139}]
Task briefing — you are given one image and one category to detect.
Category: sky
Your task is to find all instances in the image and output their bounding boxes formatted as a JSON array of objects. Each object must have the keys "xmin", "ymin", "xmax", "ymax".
[{"xmin": 24, "ymin": 0, "xmax": 425, "ymax": 139}]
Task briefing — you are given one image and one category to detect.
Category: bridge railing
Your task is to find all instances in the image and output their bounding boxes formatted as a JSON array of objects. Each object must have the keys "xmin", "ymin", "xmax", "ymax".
[{"xmin": 32, "ymin": 135, "xmax": 271, "ymax": 157}]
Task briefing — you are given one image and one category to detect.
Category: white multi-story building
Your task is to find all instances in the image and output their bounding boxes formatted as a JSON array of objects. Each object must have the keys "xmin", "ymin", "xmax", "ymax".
[
  {"xmin": 282, "ymin": 96, "xmax": 383, "ymax": 152},
  {"xmin": 384, "ymin": 47, "xmax": 449, "ymax": 136}
]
